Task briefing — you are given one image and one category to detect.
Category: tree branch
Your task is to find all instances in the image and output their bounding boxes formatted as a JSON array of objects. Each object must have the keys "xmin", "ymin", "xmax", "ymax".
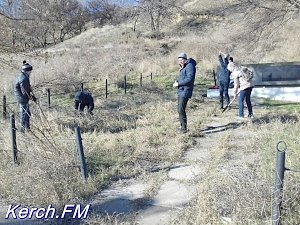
[
  {"xmin": 0, "ymin": 11, "xmax": 35, "ymax": 21},
  {"xmin": 285, "ymin": 0, "xmax": 300, "ymax": 9}
]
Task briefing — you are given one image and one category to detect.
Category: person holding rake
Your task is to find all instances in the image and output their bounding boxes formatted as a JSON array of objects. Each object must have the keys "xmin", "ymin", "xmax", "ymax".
[{"xmin": 227, "ymin": 62, "xmax": 254, "ymax": 119}]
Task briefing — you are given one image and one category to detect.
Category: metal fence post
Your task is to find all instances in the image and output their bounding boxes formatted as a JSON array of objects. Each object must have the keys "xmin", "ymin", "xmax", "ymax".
[
  {"xmin": 105, "ymin": 79, "xmax": 108, "ymax": 99},
  {"xmin": 124, "ymin": 75, "xmax": 127, "ymax": 94},
  {"xmin": 47, "ymin": 88, "xmax": 51, "ymax": 108},
  {"xmin": 10, "ymin": 114, "xmax": 18, "ymax": 164},
  {"xmin": 81, "ymin": 83, "xmax": 84, "ymax": 91},
  {"xmin": 75, "ymin": 126, "xmax": 87, "ymax": 181},
  {"xmin": 140, "ymin": 73, "xmax": 143, "ymax": 88},
  {"xmin": 150, "ymin": 72, "xmax": 153, "ymax": 81},
  {"xmin": 213, "ymin": 69, "xmax": 216, "ymax": 86},
  {"xmin": 3, "ymin": 95, "xmax": 7, "ymax": 120},
  {"xmin": 272, "ymin": 141, "xmax": 287, "ymax": 225}
]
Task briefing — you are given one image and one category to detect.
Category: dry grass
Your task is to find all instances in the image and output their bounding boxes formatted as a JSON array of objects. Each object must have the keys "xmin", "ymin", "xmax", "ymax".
[{"xmin": 167, "ymin": 112, "xmax": 300, "ymax": 225}]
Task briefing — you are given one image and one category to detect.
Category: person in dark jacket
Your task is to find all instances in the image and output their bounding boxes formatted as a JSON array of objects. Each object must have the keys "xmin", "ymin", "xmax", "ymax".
[
  {"xmin": 74, "ymin": 90, "xmax": 94, "ymax": 114},
  {"xmin": 173, "ymin": 52, "xmax": 197, "ymax": 133},
  {"xmin": 14, "ymin": 60, "xmax": 37, "ymax": 133},
  {"xmin": 218, "ymin": 51, "xmax": 232, "ymax": 109}
]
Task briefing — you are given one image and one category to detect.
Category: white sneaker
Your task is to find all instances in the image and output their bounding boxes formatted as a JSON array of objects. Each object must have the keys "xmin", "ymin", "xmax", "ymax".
[{"xmin": 248, "ymin": 114, "xmax": 254, "ymax": 119}]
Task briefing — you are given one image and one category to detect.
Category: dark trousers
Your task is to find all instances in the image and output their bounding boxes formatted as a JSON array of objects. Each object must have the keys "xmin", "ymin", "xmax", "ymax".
[
  {"xmin": 75, "ymin": 100, "xmax": 94, "ymax": 113},
  {"xmin": 239, "ymin": 87, "xmax": 253, "ymax": 117},
  {"xmin": 219, "ymin": 82, "xmax": 230, "ymax": 108},
  {"xmin": 177, "ymin": 97, "xmax": 189, "ymax": 130}
]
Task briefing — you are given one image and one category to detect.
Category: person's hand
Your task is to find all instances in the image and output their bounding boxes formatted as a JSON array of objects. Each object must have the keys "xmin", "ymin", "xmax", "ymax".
[{"xmin": 173, "ymin": 81, "xmax": 178, "ymax": 87}]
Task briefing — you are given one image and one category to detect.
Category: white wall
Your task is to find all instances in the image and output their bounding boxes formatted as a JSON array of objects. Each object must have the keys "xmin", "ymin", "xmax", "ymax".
[{"xmin": 207, "ymin": 87, "xmax": 300, "ymax": 103}]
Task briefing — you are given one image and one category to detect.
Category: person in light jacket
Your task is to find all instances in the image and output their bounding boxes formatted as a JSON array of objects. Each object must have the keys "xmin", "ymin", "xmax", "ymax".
[
  {"xmin": 173, "ymin": 53, "xmax": 197, "ymax": 133},
  {"xmin": 227, "ymin": 62, "xmax": 254, "ymax": 119}
]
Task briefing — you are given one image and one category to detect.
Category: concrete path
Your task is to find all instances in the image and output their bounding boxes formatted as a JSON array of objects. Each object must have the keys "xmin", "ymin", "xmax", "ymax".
[
  {"xmin": 88, "ymin": 97, "xmax": 266, "ymax": 224},
  {"xmin": 89, "ymin": 126, "xmax": 220, "ymax": 224}
]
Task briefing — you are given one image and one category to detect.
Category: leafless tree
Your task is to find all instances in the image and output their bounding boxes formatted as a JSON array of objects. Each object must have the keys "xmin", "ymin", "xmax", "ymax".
[
  {"xmin": 134, "ymin": 0, "xmax": 180, "ymax": 38},
  {"xmin": 0, "ymin": 0, "xmax": 88, "ymax": 51},
  {"xmin": 86, "ymin": 0, "xmax": 123, "ymax": 25},
  {"xmin": 219, "ymin": 0, "xmax": 300, "ymax": 50}
]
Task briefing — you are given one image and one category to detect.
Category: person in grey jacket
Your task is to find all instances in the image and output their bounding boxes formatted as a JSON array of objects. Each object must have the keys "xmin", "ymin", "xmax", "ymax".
[
  {"xmin": 173, "ymin": 53, "xmax": 197, "ymax": 133},
  {"xmin": 218, "ymin": 51, "xmax": 231, "ymax": 109},
  {"xmin": 14, "ymin": 60, "xmax": 37, "ymax": 132}
]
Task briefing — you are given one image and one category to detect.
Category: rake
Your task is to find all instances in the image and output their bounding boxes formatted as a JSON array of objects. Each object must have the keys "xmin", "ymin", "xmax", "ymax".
[{"xmin": 222, "ymin": 91, "xmax": 240, "ymax": 113}]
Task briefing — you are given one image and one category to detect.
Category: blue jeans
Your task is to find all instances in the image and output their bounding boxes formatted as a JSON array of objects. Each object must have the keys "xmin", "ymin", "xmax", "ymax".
[
  {"xmin": 19, "ymin": 103, "xmax": 31, "ymax": 131},
  {"xmin": 238, "ymin": 87, "xmax": 253, "ymax": 117}
]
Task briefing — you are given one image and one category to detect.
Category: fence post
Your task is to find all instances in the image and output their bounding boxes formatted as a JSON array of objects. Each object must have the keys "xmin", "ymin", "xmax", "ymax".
[
  {"xmin": 140, "ymin": 73, "xmax": 143, "ymax": 88},
  {"xmin": 47, "ymin": 88, "xmax": 51, "ymax": 108},
  {"xmin": 10, "ymin": 114, "xmax": 18, "ymax": 164},
  {"xmin": 81, "ymin": 83, "xmax": 84, "ymax": 91},
  {"xmin": 105, "ymin": 79, "xmax": 108, "ymax": 99},
  {"xmin": 3, "ymin": 95, "xmax": 7, "ymax": 120},
  {"xmin": 213, "ymin": 69, "xmax": 217, "ymax": 86},
  {"xmin": 150, "ymin": 72, "xmax": 153, "ymax": 81},
  {"xmin": 272, "ymin": 141, "xmax": 287, "ymax": 225},
  {"xmin": 124, "ymin": 75, "xmax": 127, "ymax": 94},
  {"xmin": 75, "ymin": 126, "xmax": 87, "ymax": 181}
]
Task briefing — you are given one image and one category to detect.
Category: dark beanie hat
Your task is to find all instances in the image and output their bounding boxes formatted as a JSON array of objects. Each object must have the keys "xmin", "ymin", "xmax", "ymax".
[{"xmin": 22, "ymin": 60, "xmax": 33, "ymax": 71}]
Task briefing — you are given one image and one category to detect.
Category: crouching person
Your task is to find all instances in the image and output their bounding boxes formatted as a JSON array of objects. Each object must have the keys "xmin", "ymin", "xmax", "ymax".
[{"xmin": 74, "ymin": 90, "xmax": 94, "ymax": 115}]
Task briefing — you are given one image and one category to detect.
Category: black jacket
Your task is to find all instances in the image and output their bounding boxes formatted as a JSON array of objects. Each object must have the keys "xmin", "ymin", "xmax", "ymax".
[
  {"xmin": 15, "ymin": 72, "xmax": 31, "ymax": 104},
  {"xmin": 74, "ymin": 91, "xmax": 94, "ymax": 112}
]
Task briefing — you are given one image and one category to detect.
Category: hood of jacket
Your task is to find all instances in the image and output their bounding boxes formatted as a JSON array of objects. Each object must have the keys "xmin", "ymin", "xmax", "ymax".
[{"xmin": 187, "ymin": 58, "xmax": 197, "ymax": 67}]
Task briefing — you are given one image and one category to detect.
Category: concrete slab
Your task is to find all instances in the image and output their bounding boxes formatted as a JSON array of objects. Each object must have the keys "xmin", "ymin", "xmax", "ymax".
[
  {"xmin": 136, "ymin": 205, "xmax": 180, "ymax": 225},
  {"xmin": 184, "ymin": 147, "xmax": 211, "ymax": 162},
  {"xmin": 90, "ymin": 181, "xmax": 148, "ymax": 215},
  {"xmin": 168, "ymin": 164, "xmax": 203, "ymax": 181},
  {"xmin": 99, "ymin": 182, "xmax": 147, "ymax": 200},
  {"xmin": 91, "ymin": 198, "xmax": 143, "ymax": 215},
  {"xmin": 150, "ymin": 180, "xmax": 195, "ymax": 209}
]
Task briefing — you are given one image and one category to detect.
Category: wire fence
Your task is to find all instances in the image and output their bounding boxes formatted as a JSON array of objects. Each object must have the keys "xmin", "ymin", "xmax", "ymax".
[
  {"xmin": 0, "ymin": 70, "xmax": 214, "ymax": 180},
  {"xmin": 0, "ymin": 71, "xmax": 167, "ymax": 181},
  {"xmin": 1, "ymin": 72, "xmax": 158, "ymax": 117}
]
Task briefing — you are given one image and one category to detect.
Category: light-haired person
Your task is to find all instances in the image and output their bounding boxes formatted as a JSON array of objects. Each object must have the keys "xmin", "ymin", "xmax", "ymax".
[
  {"xmin": 14, "ymin": 60, "xmax": 37, "ymax": 132},
  {"xmin": 173, "ymin": 53, "xmax": 197, "ymax": 133},
  {"xmin": 227, "ymin": 62, "xmax": 254, "ymax": 119}
]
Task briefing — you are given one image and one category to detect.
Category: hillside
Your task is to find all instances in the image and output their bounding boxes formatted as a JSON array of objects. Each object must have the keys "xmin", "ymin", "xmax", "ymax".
[{"xmin": 1, "ymin": 0, "xmax": 300, "ymax": 225}]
